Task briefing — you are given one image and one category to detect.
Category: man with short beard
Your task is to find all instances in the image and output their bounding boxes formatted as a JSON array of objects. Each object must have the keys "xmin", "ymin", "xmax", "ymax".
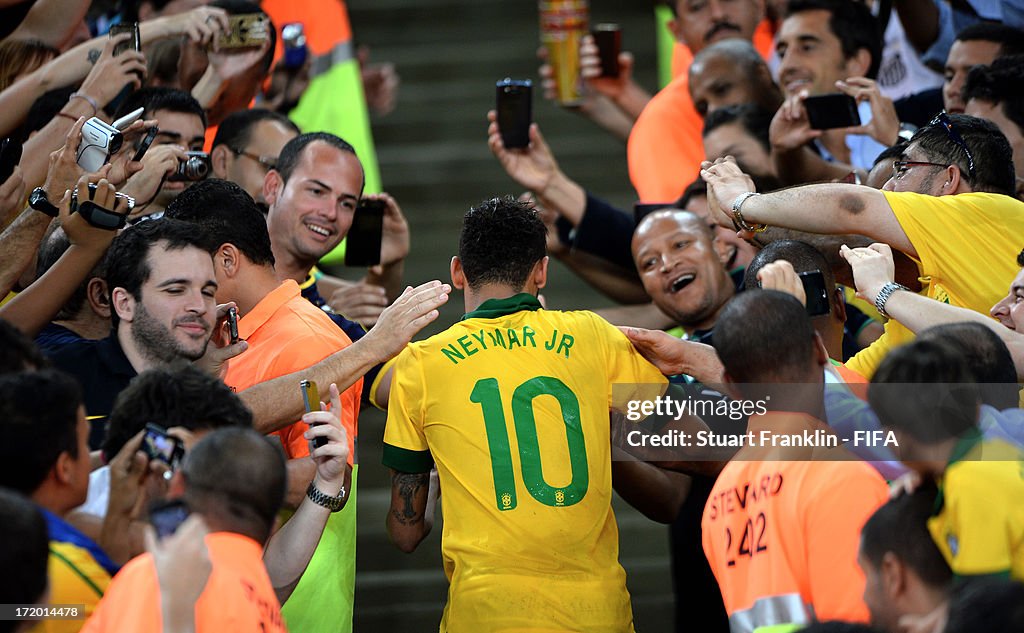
[{"xmin": 50, "ymin": 219, "xmax": 218, "ymax": 448}]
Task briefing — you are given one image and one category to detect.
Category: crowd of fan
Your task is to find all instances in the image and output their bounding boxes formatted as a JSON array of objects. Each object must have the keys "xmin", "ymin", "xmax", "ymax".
[{"xmin": 0, "ymin": 0, "xmax": 1023, "ymax": 632}]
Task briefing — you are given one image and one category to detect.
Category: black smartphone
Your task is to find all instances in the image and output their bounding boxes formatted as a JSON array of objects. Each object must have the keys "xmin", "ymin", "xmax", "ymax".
[
  {"xmin": 804, "ymin": 94, "xmax": 860, "ymax": 130},
  {"xmin": 344, "ymin": 198, "xmax": 385, "ymax": 267},
  {"xmin": 142, "ymin": 423, "xmax": 186, "ymax": 474},
  {"xmin": 633, "ymin": 202, "xmax": 671, "ymax": 225},
  {"xmin": 109, "ymin": 22, "xmax": 141, "ymax": 57},
  {"xmin": 301, "ymin": 380, "xmax": 327, "ymax": 449},
  {"xmin": 799, "ymin": 270, "xmax": 832, "ymax": 317},
  {"xmin": 149, "ymin": 498, "xmax": 190, "ymax": 540},
  {"xmin": 131, "ymin": 127, "xmax": 158, "ymax": 163},
  {"xmin": 496, "ymin": 78, "xmax": 532, "ymax": 149},
  {"xmin": 0, "ymin": 137, "xmax": 22, "ymax": 182},
  {"xmin": 227, "ymin": 306, "xmax": 239, "ymax": 344},
  {"xmin": 592, "ymin": 24, "xmax": 622, "ymax": 78}
]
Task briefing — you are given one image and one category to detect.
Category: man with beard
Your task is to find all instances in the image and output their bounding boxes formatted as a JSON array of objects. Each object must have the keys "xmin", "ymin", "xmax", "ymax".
[{"xmin": 50, "ymin": 219, "xmax": 218, "ymax": 448}]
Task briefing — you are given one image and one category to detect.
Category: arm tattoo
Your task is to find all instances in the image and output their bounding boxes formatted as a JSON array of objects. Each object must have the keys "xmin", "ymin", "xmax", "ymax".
[{"xmin": 391, "ymin": 471, "xmax": 429, "ymax": 525}]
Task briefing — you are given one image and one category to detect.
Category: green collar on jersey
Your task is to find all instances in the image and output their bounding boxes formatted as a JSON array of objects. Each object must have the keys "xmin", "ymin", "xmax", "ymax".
[{"xmin": 462, "ymin": 293, "xmax": 542, "ymax": 321}]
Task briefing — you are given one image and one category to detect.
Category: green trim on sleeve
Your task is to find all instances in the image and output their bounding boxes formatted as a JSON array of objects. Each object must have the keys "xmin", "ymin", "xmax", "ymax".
[
  {"xmin": 382, "ymin": 444, "xmax": 433, "ymax": 473},
  {"xmin": 954, "ymin": 570, "xmax": 1012, "ymax": 583}
]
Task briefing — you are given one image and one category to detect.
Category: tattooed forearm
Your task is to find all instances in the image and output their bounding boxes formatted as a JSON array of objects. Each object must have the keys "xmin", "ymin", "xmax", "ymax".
[{"xmin": 391, "ymin": 471, "xmax": 430, "ymax": 525}]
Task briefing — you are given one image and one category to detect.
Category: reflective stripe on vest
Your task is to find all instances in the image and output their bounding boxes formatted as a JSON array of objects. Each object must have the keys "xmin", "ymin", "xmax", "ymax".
[
  {"xmin": 729, "ymin": 594, "xmax": 814, "ymax": 633},
  {"xmin": 310, "ymin": 41, "xmax": 356, "ymax": 79}
]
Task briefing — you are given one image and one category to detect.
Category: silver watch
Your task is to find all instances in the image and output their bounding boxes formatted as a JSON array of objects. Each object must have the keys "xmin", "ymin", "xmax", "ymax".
[
  {"xmin": 874, "ymin": 282, "xmax": 909, "ymax": 319},
  {"xmin": 306, "ymin": 481, "xmax": 346, "ymax": 512}
]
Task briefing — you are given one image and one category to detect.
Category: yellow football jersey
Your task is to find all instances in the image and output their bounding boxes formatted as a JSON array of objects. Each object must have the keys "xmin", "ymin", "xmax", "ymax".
[
  {"xmin": 848, "ymin": 191, "xmax": 1024, "ymax": 378},
  {"xmin": 383, "ymin": 294, "xmax": 667, "ymax": 633},
  {"xmin": 928, "ymin": 433, "xmax": 1024, "ymax": 580}
]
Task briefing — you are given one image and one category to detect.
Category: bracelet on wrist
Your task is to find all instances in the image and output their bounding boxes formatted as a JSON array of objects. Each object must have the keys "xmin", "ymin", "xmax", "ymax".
[{"xmin": 69, "ymin": 92, "xmax": 98, "ymax": 116}]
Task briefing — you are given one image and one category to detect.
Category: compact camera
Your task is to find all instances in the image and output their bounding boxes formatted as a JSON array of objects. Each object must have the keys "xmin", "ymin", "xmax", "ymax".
[
  {"xmin": 168, "ymin": 151, "xmax": 211, "ymax": 182},
  {"xmin": 76, "ymin": 118, "xmax": 123, "ymax": 172}
]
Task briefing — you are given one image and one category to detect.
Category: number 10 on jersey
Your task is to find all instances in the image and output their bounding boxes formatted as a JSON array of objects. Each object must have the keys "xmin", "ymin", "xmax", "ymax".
[{"xmin": 471, "ymin": 376, "xmax": 590, "ymax": 511}]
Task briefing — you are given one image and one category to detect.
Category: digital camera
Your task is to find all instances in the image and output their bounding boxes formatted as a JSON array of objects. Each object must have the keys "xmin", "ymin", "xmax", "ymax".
[
  {"xmin": 76, "ymin": 118, "xmax": 123, "ymax": 172},
  {"xmin": 168, "ymin": 151, "xmax": 211, "ymax": 182}
]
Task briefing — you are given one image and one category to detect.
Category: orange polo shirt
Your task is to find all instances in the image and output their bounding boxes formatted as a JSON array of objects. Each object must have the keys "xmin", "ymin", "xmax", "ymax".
[
  {"xmin": 225, "ymin": 280, "xmax": 360, "ymax": 460},
  {"xmin": 629, "ymin": 21, "xmax": 776, "ymax": 203},
  {"xmin": 702, "ymin": 411, "xmax": 887, "ymax": 631},
  {"xmin": 81, "ymin": 532, "xmax": 286, "ymax": 633}
]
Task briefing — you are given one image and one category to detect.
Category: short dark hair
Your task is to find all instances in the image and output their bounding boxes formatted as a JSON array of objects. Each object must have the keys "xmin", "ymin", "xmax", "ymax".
[
  {"xmin": 275, "ymin": 132, "xmax": 362, "ymax": 191},
  {"xmin": 944, "ymin": 578, "xmax": 1024, "ymax": 633},
  {"xmin": 105, "ymin": 219, "xmax": 214, "ymax": 327},
  {"xmin": 909, "ymin": 113, "xmax": 1015, "ymax": 195},
  {"xmin": 954, "ymin": 22, "xmax": 1024, "ymax": 57},
  {"xmin": 676, "ymin": 176, "xmax": 707, "ymax": 209},
  {"xmin": 917, "ymin": 322, "xmax": 1018, "ymax": 409},
  {"xmin": 713, "ymin": 290, "xmax": 818, "ymax": 383},
  {"xmin": 872, "ymin": 140, "xmax": 910, "ymax": 168},
  {"xmin": 182, "ymin": 427, "xmax": 286, "ymax": 543},
  {"xmin": 869, "ymin": 338, "xmax": 980, "ymax": 443},
  {"xmin": 0, "ymin": 369, "xmax": 82, "ymax": 495},
  {"xmin": 103, "ymin": 362, "xmax": 252, "ymax": 459},
  {"xmin": 1017, "ymin": 247, "xmax": 1024, "ymax": 268},
  {"xmin": 785, "ymin": 0, "xmax": 882, "ymax": 79},
  {"xmin": 36, "ymin": 227, "xmax": 109, "ymax": 322},
  {"xmin": 459, "ymin": 196, "xmax": 547, "ymax": 291},
  {"xmin": 114, "ymin": 86, "xmax": 207, "ymax": 129},
  {"xmin": 703, "ymin": 104, "xmax": 773, "ymax": 154},
  {"xmin": 166, "ymin": 179, "xmax": 275, "ymax": 267},
  {"xmin": 963, "ymin": 55, "xmax": 1024, "ymax": 138},
  {"xmin": 860, "ymin": 482, "xmax": 953, "ymax": 590},
  {"xmin": 0, "ymin": 487, "xmax": 49, "ymax": 618},
  {"xmin": 743, "ymin": 239, "xmax": 837, "ymax": 316},
  {"xmin": 0, "ymin": 318, "xmax": 47, "ymax": 374},
  {"xmin": 211, "ymin": 108, "xmax": 299, "ymax": 153}
]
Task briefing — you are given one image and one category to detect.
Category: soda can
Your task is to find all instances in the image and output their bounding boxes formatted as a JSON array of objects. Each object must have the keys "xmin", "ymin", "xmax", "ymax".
[{"xmin": 538, "ymin": 0, "xmax": 589, "ymax": 106}]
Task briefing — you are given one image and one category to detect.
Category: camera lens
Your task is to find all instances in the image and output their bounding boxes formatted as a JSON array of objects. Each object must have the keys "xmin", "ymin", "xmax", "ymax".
[{"xmin": 180, "ymin": 155, "xmax": 209, "ymax": 180}]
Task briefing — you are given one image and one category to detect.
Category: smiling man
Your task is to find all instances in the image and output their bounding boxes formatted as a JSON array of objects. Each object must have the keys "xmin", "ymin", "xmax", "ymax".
[{"xmin": 50, "ymin": 219, "xmax": 217, "ymax": 448}]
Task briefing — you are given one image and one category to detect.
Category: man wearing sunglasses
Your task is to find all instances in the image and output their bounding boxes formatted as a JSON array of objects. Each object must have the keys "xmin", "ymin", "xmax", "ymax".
[
  {"xmin": 702, "ymin": 112, "xmax": 1022, "ymax": 379},
  {"xmin": 210, "ymin": 108, "xmax": 299, "ymax": 212}
]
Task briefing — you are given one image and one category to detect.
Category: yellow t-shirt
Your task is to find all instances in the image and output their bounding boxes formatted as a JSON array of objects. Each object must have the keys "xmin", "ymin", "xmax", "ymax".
[
  {"xmin": 847, "ymin": 191, "xmax": 1024, "ymax": 377},
  {"xmin": 33, "ymin": 542, "xmax": 111, "ymax": 633},
  {"xmin": 928, "ymin": 434, "xmax": 1024, "ymax": 580},
  {"xmin": 383, "ymin": 294, "xmax": 667, "ymax": 633}
]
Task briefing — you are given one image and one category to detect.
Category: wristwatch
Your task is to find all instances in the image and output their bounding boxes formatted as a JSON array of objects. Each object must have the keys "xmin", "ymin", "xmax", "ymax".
[
  {"xmin": 306, "ymin": 481, "xmax": 346, "ymax": 512},
  {"xmin": 28, "ymin": 187, "xmax": 59, "ymax": 218},
  {"xmin": 874, "ymin": 282, "xmax": 909, "ymax": 319},
  {"xmin": 730, "ymin": 192, "xmax": 768, "ymax": 233}
]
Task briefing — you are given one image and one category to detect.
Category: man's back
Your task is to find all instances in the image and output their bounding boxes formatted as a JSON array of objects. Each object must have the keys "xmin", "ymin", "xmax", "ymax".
[
  {"xmin": 384, "ymin": 295, "xmax": 666, "ymax": 632},
  {"xmin": 702, "ymin": 412, "xmax": 888, "ymax": 632}
]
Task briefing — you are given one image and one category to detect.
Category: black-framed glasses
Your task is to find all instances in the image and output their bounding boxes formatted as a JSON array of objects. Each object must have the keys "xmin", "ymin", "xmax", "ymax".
[
  {"xmin": 231, "ymin": 147, "xmax": 277, "ymax": 172},
  {"xmin": 891, "ymin": 160, "xmax": 948, "ymax": 181},
  {"xmin": 931, "ymin": 112, "xmax": 976, "ymax": 181}
]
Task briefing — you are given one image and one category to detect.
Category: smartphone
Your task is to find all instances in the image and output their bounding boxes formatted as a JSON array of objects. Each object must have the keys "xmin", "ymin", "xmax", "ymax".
[
  {"xmin": 219, "ymin": 13, "xmax": 270, "ymax": 49},
  {"xmin": 131, "ymin": 127, "xmax": 158, "ymax": 162},
  {"xmin": 633, "ymin": 202, "xmax": 671, "ymax": 225},
  {"xmin": 344, "ymin": 199, "xmax": 385, "ymax": 267},
  {"xmin": 0, "ymin": 137, "xmax": 23, "ymax": 182},
  {"xmin": 109, "ymin": 22, "xmax": 140, "ymax": 57},
  {"xmin": 592, "ymin": 24, "xmax": 622, "ymax": 78},
  {"xmin": 496, "ymin": 78, "xmax": 532, "ymax": 149},
  {"xmin": 804, "ymin": 94, "xmax": 861, "ymax": 130},
  {"xmin": 227, "ymin": 306, "xmax": 239, "ymax": 344},
  {"xmin": 799, "ymin": 270, "xmax": 832, "ymax": 317},
  {"xmin": 142, "ymin": 423, "xmax": 186, "ymax": 474},
  {"xmin": 149, "ymin": 499, "xmax": 190, "ymax": 540},
  {"xmin": 301, "ymin": 380, "xmax": 327, "ymax": 450}
]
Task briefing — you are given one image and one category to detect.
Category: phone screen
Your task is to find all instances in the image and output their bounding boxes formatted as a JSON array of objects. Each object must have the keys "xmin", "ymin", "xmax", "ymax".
[
  {"xmin": 804, "ymin": 94, "xmax": 861, "ymax": 130},
  {"xmin": 220, "ymin": 14, "xmax": 270, "ymax": 49},
  {"xmin": 301, "ymin": 380, "xmax": 327, "ymax": 449},
  {"xmin": 496, "ymin": 79, "xmax": 532, "ymax": 149},
  {"xmin": 799, "ymin": 271, "xmax": 832, "ymax": 317},
  {"xmin": 149, "ymin": 499, "xmax": 190, "ymax": 540},
  {"xmin": 109, "ymin": 22, "xmax": 140, "ymax": 57},
  {"xmin": 344, "ymin": 199, "xmax": 385, "ymax": 267},
  {"xmin": 143, "ymin": 423, "xmax": 185, "ymax": 472}
]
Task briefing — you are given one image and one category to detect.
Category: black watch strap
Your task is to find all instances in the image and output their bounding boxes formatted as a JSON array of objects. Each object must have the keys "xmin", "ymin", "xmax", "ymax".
[{"xmin": 29, "ymin": 187, "xmax": 58, "ymax": 218}]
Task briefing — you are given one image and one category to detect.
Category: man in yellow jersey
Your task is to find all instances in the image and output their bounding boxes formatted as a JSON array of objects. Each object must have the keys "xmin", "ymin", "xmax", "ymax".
[
  {"xmin": 382, "ymin": 196, "xmax": 668, "ymax": 632},
  {"xmin": 701, "ymin": 113, "xmax": 1024, "ymax": 378},
  {"xmin": 869, "ymin": 339, "xmax": 1024, "ymax": 581}
]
